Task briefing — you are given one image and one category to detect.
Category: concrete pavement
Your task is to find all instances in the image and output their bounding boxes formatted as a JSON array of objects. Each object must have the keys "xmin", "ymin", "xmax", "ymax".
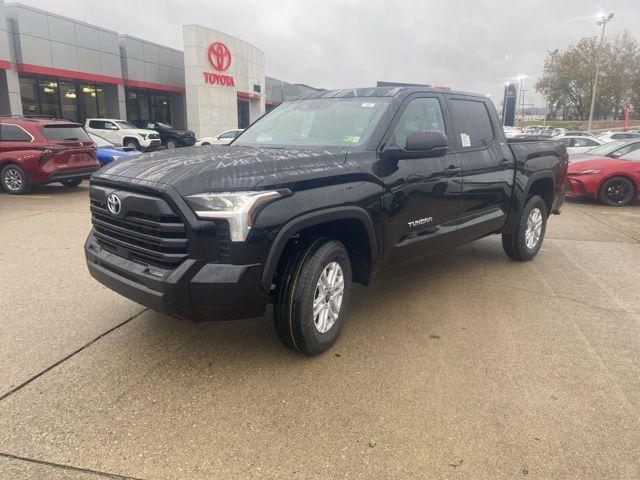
[{"xmin": 1, "ymin": 183, "xmax": 639, "ymax": 479}]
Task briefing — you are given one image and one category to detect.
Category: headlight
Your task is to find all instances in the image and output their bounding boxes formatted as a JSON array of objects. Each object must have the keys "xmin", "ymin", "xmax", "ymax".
[
  {"xmin": 186, "ymin": 191, "xmax": 283, "ymax": 241},
  {"xmin": 111, "ymin": 155, "xmax": 122, "ymax": 162},
  {"xmin": 139, "ymin": 133, "xmax": 147, "ymax": 139},
  {"xmin": 576, "ymin": 169, "xmax": 602, "ymax": 175}
]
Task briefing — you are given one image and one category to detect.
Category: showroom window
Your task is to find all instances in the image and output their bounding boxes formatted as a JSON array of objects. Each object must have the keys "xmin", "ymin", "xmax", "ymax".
[
  {"xmin": 126, "ymin": 88, "xmax": 172, "ymax": 124},
  {"xmin": 19, "ymin": 76, "xmax": 106, "ymax": 122}
]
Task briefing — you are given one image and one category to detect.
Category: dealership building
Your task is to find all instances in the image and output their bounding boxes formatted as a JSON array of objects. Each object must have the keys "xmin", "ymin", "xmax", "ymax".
[{"xmin": 0, "ymin": 1, "xmax": 320, "ymax": 137}]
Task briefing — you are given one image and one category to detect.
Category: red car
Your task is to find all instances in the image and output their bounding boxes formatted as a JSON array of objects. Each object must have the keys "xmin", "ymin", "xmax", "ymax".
[
  {"xmin": 0, "ymin": 117, "xmax": 100, "ymax": 194},
  {"xmin": 565, "ymin": 149, "xmax": 640, "ymax": 205}
]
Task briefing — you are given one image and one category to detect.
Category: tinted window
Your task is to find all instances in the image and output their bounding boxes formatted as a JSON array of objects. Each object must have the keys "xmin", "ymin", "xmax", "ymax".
[
  {"xmin": 614, "ymin": 142, "xmax": 640, "ymax": 157},
  {"xmin": 450, "ymin": 99, "xmax": 494, "ymax": 148},
  {"xmin": 390, "ymin": 97, "xmax": 445, "ymax": 148},
  {"xmin": 40, "ymin": 125, "xmax": 91, "ymax": 142},
  {"xmin": 88, "ymin": 120, "xmax": 104, "ymax": 129},
  {"xmin": 0, "ymin": 124, "xmax": 32, "ymax": 141}
]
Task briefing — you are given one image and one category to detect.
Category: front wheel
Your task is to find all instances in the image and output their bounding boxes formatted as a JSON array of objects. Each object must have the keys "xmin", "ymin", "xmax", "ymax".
[
  {"xmin": 502, "ymin": 195, "xmax": 547, "ymax": 261},
  {"xmin": 274, "ymin": 238, "xmax": 352, "ymax": 356},
  {"xmin": 123, "ymin": 139, "xmax": 140, "ymax": 150},
  {"xmin": 598, "ymin": 176, "xmax": 636, "ymax": 206},
  {"xmin": 165, "ymin": 138, "xmax": 178, "ymax": 149}
]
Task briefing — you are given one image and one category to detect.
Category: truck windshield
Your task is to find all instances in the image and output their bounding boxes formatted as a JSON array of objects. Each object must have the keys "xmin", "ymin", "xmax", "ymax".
[{"xmin": 236, "ymin": 97, "xmax": 391, "ymax": 149}]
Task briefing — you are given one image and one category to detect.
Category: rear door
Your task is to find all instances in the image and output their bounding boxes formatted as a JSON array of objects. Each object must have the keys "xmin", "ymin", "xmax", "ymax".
[
  {"xmin": 379, "ymin": 94, "xmax": 463, "ymax": 265},
  {"xmin": 446, "ymin": 95, "xmax": 515, "ymax": 241}
]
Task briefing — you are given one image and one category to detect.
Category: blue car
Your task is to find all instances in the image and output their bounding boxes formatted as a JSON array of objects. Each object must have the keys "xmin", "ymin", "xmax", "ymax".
[{"xmin": 88, "ymin": 132, "xmax": 140, "ymax": 165}]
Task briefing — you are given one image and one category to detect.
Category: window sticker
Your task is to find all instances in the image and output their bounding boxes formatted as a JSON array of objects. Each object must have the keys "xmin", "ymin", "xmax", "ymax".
[
  {"xmin": 342, "ymin": 135, "xmax": 361, "ymax": 143},
  {"xmin": 361, "ymin": 102, "xmax": 376, "ymax": 108},
  {"xmin": 460, "ymin": 133, "xmax": 471, "ymax": 147}
]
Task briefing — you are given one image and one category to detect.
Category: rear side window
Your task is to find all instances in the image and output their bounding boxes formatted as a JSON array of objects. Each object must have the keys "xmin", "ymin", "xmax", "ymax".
[
  {"xmin": 88, "ymin": 120, "xmax": 104, "ymax": 129},
  {"xmin": 449, "ymin": 99, "xmax": 494, "ymax": 148},
  {"xmin": 40, "ymin": 125, "xmax": 91, "ymax": 142},
  {"xmin": 574, "ymin": 138, "xmax": 598, "ymax": 147},
  {"xmin": 0, "ymin": 124, "xmax": 32, "ymax": 141}
]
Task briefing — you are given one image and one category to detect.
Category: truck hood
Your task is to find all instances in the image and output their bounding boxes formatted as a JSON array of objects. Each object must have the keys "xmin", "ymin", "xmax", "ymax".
[{"xmin": 93, "ymin": 144, "xmax": 347, "ymax": 196}]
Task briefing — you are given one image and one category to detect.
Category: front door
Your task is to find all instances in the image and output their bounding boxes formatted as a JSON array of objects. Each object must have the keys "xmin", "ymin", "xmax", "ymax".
[{"xmin": 378, "ymin": 95, "xmax": 462, "ymax": 266}]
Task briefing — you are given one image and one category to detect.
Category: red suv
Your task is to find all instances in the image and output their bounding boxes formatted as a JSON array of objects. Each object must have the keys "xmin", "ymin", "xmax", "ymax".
[{"xmin": 0, "ymin": 117, "xmax": 100, "ymax": 194}]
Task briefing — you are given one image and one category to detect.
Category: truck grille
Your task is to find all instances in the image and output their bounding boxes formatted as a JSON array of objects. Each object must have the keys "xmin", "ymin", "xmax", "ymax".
[{"xmin": 90, "ymin": 194, "xmax": 188, "ymax": 269}]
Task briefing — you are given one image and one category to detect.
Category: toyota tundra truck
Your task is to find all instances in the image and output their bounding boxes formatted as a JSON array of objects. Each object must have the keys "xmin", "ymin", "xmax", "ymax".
[{"xmin": 85, "ymin": 86, "xmax": 568, "ymax": 355}]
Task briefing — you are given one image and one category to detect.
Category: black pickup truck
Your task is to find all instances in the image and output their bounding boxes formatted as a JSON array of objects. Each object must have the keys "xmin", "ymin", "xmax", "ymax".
[{"xmin": 85, "ymin": 87, "xmax": 568, "ymax": 355}]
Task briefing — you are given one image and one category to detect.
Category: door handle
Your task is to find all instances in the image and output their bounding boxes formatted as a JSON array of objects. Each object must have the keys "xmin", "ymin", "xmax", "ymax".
[
  {"xmin": 498, "ymin": 159, "xmax": 513, "ymax": 169},
  {"xmin": 444, "ymin": 166, "xmax": 462, "ymax": 177}
]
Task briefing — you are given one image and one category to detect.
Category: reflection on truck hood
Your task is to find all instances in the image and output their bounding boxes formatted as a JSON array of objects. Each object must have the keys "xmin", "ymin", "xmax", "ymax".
[{"xmin": 93, "ymin": 144, "xmax": 347, "ymax": 195}]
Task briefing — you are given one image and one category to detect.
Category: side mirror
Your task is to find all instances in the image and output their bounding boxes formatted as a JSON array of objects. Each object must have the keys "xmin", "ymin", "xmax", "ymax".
[
  {"xmin": 609, "ymin": 152, "xmax": 622, "ymax": 158},
  {"xmin": 383, "ymin": 130, "xmax": 449, "ymax": 159}
]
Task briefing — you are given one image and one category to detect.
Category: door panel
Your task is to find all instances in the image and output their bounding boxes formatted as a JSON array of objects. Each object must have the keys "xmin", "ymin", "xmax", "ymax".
[
  {"xmin": 447, "ymin": 97, "xmax": 514, "ymax": 241},
  {"xmin": 378, "ymin": 95, "xmax": 462, "ymax": 266}
]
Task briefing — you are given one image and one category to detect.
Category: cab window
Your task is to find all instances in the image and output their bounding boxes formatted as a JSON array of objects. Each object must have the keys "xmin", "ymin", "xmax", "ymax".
[
  {"xmin": 449, "ymin": 99, "xmax": 494, "ymax": 148},
  {"xmin": 390, "ymin": 97, "xmax": 445, "ymax": 148}
]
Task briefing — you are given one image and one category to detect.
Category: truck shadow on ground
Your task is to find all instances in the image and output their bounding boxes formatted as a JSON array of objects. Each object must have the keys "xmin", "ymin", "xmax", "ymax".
[{"xmin": 131, "ymin": 238, "xmax": 506, "ymax": 370}]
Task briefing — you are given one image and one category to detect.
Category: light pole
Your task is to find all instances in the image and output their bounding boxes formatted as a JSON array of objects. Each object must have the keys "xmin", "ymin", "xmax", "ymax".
[
  {"xmin": 543, "ymin": 49, "xmax": 558, "ymax": 127},
  {"xmin": 516, "ymin": 76, "xmax": 526, "ymax": 131},
  {"xmin": 587, "ymin": 12, "xmax": 614, "ymax": 131}
]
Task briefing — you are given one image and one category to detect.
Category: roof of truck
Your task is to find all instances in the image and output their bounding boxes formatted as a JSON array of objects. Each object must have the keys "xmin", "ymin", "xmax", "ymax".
[{"xmin": 297, "ymin": 86, "xmax": 486, "ymax": 100}]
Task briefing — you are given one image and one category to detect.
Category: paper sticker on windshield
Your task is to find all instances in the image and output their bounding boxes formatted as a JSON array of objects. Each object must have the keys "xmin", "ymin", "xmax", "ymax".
[
  {"xmin": 342, "ymin": 135, "xmax": 361, "ymax": 143},
  {"xmin": 361, "ymin": 102, "xmax": 376, "ymax": 108},
  {"xmin": 460, "ymin": 133, "xmax": 471, "ymax": 147}
]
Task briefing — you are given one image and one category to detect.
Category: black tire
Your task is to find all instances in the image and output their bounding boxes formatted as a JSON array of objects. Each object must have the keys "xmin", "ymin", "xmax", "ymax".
[
  {"xmin": 1, "ymin": 164, "xmax": 30, "ymax": 194},
  {"xmin": 598, "ymin": 176, "xmax": 636, "ymax": 206},
  {"xmin": 165, "ymin": 138, "xmax": 178, "ymax": 149},
  {"xmin": 200, "ymin": 142, "xmax": 210, "ymax": 146},
  {"xmin": 123, "ymin": 138, "xmax": 140, "ymax": 150},
  {"xmin": 274, "ymin": 237, "xmax": 352, "ymax": 356},
  {"xmin": 502, "ymin": 195, "xmax": 547, "ymax": 261},
  {"xmin": 60, "ymin": 179, "xmax": 83, "ymax": 188}
]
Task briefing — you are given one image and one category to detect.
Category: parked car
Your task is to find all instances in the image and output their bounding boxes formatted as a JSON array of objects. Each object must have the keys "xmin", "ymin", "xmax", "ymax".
[
  {"xmin": 595, "ymin": 131, "xmax": 640, "ymax": 144},
  {"xmin": 85, "ymin": 86, "xmax": 568, "ymax": 355},
  {"xmin": 88, "ymin": 132, "xmax": 139, "ymax": 166},
  {"xmin": 570, "ymin": 139, "xmax": 640, "ymax": 162},
  {"xmin": 565, "ymin": 149, "xmax": 640, "ymax": 206},
  {"xmin": 0, "ymin": 116, "xmax": 100, "ymax": 194},
  {"xmin": 553, "ymin": 135, "xmax": 603, "ymax": 155},
  {"xmin": 131, "ymin": 120, "xmax": 196, "ymax": 149},
  {"xmin": 196, "ymin": 129, "xmax": 244, "ymax": 146},
  {"xmin": 555, "ymin": 130, "xmax": 594, "ymax": 138},
  {"xmin": 84, "ymin": 119, "xmax": 161, "ymax": 151}
]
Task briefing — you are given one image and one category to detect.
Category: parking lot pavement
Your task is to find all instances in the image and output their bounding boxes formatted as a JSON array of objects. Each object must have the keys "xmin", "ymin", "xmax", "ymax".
[{"xmin": 1, "ymin": 186, "xmax": 639, "ymax": 479}]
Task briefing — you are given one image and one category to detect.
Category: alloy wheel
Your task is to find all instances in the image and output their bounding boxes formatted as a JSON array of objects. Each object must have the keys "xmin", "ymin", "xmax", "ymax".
[
  {"xmin": 605, "ymin": 181, "xmax": 633, "ymax": 205},
  {"xmin": 525, "ymin": 207, "xmax": 543, "ymax": 250},
  {"xmin": 4, "ymin": 168, "xmax": 23, "ymax": 191},
  {"xmin": 312, "ymin": 262, "xmax": 344, "ymax": 333}
]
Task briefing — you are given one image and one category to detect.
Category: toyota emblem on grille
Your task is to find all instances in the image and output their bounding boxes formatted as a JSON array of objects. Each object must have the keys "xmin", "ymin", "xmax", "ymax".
[{"xmin": 107, "ymin": 193, "xmax": 122, "ymax": 215}]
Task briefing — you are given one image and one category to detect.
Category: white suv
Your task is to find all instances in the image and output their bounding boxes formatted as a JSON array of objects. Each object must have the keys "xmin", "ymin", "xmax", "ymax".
[{"xmin": 84, "ymin": 119, "xmax": 161, "ymax": 151}]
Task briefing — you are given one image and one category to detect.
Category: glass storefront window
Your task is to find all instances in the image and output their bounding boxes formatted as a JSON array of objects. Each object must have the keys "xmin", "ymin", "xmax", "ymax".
[
  {"xmin": 60, "ymin": 81, "xmax": 78, "ymax": 122},
  {"xmin": 125, "ymin": 88, "xmax": 172, "ymax": 124},
  {"xmin": 19, "ymin": 77, "xmax": 38, "ymax": 115},
  {"xmin": 96, "ymin": 87, "xmax": 106, "ymax": 117},
  {"xmin": 38, "ymin": 79, "xmax": 60, "ymax": 118},
  {"xmin": 81, "ymin": 84, "xmax": 98, "ymax": 119}
]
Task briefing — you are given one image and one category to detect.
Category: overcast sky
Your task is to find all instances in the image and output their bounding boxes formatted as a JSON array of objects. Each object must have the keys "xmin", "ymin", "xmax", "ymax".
[{"xmin": 20, "ymin": 0, "xmax": 640, "ymax": 107}]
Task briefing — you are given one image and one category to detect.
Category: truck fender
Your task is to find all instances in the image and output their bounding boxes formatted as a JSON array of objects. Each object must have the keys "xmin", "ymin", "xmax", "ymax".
[
  {"xmin": 503, "ymin": 170, "xmax": 556, "ymax": 234},
  {"xmin": 260, "ymin": 206, "xmax": 378, "ymax": 291}
]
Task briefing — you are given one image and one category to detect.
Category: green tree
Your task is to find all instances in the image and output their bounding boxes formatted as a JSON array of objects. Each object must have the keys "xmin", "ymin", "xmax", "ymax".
[{"xmin": 536, "ymin": 32, "xmax": 640, "ymax": 120}]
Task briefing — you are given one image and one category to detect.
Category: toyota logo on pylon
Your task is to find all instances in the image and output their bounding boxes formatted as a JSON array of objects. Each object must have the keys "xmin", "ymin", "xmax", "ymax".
[{"xmin": 207, "ymin": 42, "xmax": 231, "ymax": 71}]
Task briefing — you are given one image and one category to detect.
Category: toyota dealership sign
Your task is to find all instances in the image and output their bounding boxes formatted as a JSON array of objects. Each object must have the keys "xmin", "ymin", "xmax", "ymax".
[{"xmin": 204, "ymin": 41, "xmax": 235, "ymax": 86}]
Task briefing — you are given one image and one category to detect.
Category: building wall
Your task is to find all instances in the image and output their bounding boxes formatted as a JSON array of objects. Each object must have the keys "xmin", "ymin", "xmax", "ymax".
[
  {"xmin": 0, "ymin": 0, "xmax": 20, "ymax": 115},
  {"xmin": 183, "ymin": 25, "xmax": 265, "ymax": 138}
]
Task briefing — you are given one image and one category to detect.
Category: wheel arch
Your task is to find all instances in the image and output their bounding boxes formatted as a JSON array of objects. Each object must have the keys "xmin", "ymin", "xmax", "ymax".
[
  {"xmin": 261, "ymin": 206, "xmax": 378, "ymax": 291},
  {"xmin": 525, "ymin": 173, "xmax": 555, "ymax": 215}
]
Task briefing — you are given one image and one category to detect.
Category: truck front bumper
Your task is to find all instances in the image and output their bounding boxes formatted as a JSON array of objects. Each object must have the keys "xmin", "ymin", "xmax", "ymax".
[{"xmin": 85, "ymin": 232, "xmax": 269, "ymax": 321}]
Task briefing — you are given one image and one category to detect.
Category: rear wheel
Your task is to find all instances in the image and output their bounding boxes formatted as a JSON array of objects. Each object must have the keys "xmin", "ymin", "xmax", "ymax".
[
  {"xmin": 1, "ymin": 164, "xmax": 30, "ymax": 194},
  {"xmin": 274, "ymin": 237, "xmax": 352, "ymax": 355},
  {"xmin": 60, "ymin": 179, "xmax": 83, "ymax": 188},
  {"xmin": 598, "ymin": 176, "xmax": 636, "ymax": 206},
  {"xmin": 502, "ymin": 195, "xmax": 547, "ymax": 261}
]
